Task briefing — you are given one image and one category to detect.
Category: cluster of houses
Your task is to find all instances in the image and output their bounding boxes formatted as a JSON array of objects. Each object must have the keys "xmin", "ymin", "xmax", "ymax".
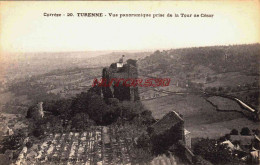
[
  {"xmin": 145, "ymin": 110, "xmax": 260, "ymax": 164},
  {"xmin": 220, "ymin": 133, "xmax": 260, "ymax": 163}
]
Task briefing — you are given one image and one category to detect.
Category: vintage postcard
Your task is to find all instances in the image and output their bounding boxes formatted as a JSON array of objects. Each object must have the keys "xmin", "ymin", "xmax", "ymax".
[{"xmin": 0, "ymin": 1, "xmax": 259, "ymax": 165}]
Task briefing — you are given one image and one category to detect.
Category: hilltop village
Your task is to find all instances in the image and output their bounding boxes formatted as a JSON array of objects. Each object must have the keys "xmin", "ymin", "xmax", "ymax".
[
  {"xmin": 0, "ymin": 57, "xmax": 178, "ymax": 164},
  {"xmin": 0, "ymin": 44, "xmax": 260, "ymax": 165},
  {"xmin": 0, "ymin": 56, "xmax": 194, "ymax": 164}
]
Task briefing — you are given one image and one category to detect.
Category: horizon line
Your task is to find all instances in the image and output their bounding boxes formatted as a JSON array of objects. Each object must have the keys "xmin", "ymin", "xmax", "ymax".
[{"xmin": 2, "ymin": 42, "xmax": 259, "ymax": 54}]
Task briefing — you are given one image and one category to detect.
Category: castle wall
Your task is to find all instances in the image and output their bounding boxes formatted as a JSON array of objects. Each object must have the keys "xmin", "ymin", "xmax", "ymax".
[{"xmin": 101, "ymin": 61, "xmax": 139, "ymax": 101}]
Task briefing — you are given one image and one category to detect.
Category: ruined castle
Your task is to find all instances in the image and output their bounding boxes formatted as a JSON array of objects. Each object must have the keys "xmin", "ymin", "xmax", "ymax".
[
  {"xmin": 26, "ymin": 102, "xmax": 44, "ymax": 120},
  {"xmin": 101, "ymin": 55, "xmax": 139, "ymax": 101}
]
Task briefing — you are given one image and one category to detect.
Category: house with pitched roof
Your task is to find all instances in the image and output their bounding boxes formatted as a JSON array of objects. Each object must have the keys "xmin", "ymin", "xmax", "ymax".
[
  {"xmin": 148, "ymin": 111, "xmax": 185, "ymax": 153},
  {"xmin": 147, "ymin": 111, "xmax": 195, "ymax": 163}
]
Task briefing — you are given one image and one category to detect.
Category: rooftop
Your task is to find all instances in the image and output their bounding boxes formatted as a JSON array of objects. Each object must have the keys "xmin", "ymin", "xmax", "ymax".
[
  {"xmin": 150, "ymin": 111, "xmax": 184, "ymax": 135},
  {"xmin": 230, "ymin": 135, "xmax": 255, "ymax": 146}
]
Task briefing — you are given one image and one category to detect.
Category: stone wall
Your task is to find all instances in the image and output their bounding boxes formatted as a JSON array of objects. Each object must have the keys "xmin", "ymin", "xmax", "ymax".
[{"xmin": 101, "ymin": 60, "xmax": 139, "ymax": 101}]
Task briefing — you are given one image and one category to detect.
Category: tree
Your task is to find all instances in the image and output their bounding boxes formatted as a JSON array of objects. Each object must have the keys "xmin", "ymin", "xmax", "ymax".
[
  {"xmin": 230, "ymin": 129, "xmax": 239, "ymax": 135},
  {"xmin": 154, "ymin": 50, "xmax": 161, "ymax": 55},
  {"xmin": 32, "ymin": 126, "xmax": 45, "ymax": 138},
  {"xmin": 252, "ymin": 129, "xmax": 260, "ymax": 135},
  {"xmin": 218, "ymin": 87, "xmax": 224, "ymax": 92},
  {"xmin": 88, "ymin": 94, "xmax": 108, "ymax": 124},
  {"xmin": 211, "ymin": 87, "xmax": 217, "ymax": 93},
  {"xmin": 25, "ymin": 142, "xmax": 33, "ymax": 148},
  {"xmin": 71, "ymin": 113, "xmax": 95, "ymax": 131},
  {"xmin": 198, "ymin": 83, "xmax": 204, "ymax": 89},
  {"xmin": 0, "ymin": 132, "xmax": 24, "ymax": 153},
  {"xmin": 240, "ymin": 127, "xmax": 251, "ymax": 135},
  {"xmin": 71, "ymin": 92, "xmax": 91, "ymax": 115},
  {"xmin": 205, "ymin": 87, "xmax": 211, "ymax": 93},
  {"xmin": 131, "ymin": 148, "xmax": 153, "ymax": 164},
  {"xmin": 120, "ymin": 101, "xmax": 147, "ymax": 120},
  {"xmin": 224, "ymin": 134, "xmax": 231, "ymax": 140},
  {"xmin": 127, "ymin": 59, "xmax": 137, "ymax": 67},
  {"xmin": 194, "ymin": 156, "xmax": 213, "ymax": 165},
  {"xmin": 194, "ymin": 138, "xmax": 234, "ymax": 164},
  {"xmin": 136, "ymin": 133, "xmax": 151, "ymax": 149},
  {"xmin": 139, "ymin": 110, "xmax": 156, "ymax": 125}
]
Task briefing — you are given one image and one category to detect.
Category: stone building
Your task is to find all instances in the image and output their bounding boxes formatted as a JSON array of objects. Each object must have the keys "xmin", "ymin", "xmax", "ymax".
[
  {"xmin": 26, "ymin": 102, "xmax": 44, "ymax": 120},
  {"xmin": 147, "ymin": 111, "xmax": 194, "ymax": 163},
  {"xmin": 149, "ymin": 111, "xmax": 185, "ymax": 140},
  {"xmin": 147, "ymin": 111, "xmax": 185, "ymax": 153},
  {"xmin": 101, "ymin": 57, "xmax": 139, "ymax": 101}
]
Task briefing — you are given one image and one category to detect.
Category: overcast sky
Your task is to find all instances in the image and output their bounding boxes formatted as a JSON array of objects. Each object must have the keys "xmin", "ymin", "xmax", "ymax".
[{"xmin": 0, "ymin": 1, "xmax": 259, "ymax": 54}]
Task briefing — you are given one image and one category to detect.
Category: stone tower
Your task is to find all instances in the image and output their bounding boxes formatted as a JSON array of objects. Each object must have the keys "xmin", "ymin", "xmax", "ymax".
[{"xmin": 101, "ymin": 57, "xmax": 139, "ymax": 101}]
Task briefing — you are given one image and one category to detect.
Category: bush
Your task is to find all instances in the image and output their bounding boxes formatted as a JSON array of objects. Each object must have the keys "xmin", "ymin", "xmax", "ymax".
[
  {"xmin": 211, "ymin": 87, "xmax": 217, "ymax": 93},
  {"xmin": 0, "ymin": 132, "xmax": 24, "ymax": 153},
  {"xmin": 230, "ymin": 129, "xmax": 239, "ymax": 135},
  {"xmin": 225, "ymin": 86, "xmax": 232, "ymax": 93},
  {"xmin": 26, "ymin": 142, "xmax": 33, "ymax": 148},
  {"xmin": 119, "ymin": 101, "xmax": 148, "ymax": 120},
  {"xmin": 139, "ymin": 110, "xmax": 156, "ymax": 125},
  {"xmin": 32, "ymin": 127, "xmax": 44, "ymax": 138},
  {"xmin": 240, "ymin": 127, "xmax": 251, "ymax": 135},
  {"xmin": 194, "ymin": 155, "xmax": 213, "ymax": 165},
  {"xmin": 194, "ymin": 138, "xmax": 234, "ymax": 164},
  {"xmin": 131, "ymin": 148, "xmax": 153, "ymax": 164},
  {"xmin": 71, "ymin": 113, "xmax": 96, "ymax": 131},
  {"xmin": 252, "ymin": 129, "xmax": 260, "ymax": 135},
  {"xmin": 136, "ymin": 133, "xmax": 151, "ymax": 149}
]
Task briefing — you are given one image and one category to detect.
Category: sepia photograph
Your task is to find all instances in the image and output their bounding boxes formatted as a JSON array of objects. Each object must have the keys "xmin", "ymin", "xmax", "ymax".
[{"xmin": 0, "ymin": 1, "xmax": 259, "ymax": 165}]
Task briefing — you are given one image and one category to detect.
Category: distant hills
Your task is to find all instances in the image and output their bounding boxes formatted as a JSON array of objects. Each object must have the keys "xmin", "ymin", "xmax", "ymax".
[
  {"xmin": 138, "ymin": 43, "xmax": 260, "ymax": 77},
  {"xmin": 2, "ymin": 44, "xmax": 260, "ymax": 110},
  {"xmin": 138, "ymin": 43, "xmax": 260, "ymax": 110},
  {"xmin": 1, "ymin": 51, "xmax": 151, "ymax": 83}
]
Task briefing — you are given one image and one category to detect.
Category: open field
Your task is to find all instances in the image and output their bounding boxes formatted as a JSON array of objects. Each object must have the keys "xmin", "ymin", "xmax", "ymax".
[
  {"xmin": 142, "ymin": 94, "xmax": 259, "ymax": 139},
  {"xmin": 142, "ymin": 94, "xmax": 242, "ymax": 122},
  {"xmin": 204, "ymin": 72, "xmax": 258, "ymax": 88},
  {"xmin": 207, "ymin": 96, "xmax": 243, "ymax": 111}
]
